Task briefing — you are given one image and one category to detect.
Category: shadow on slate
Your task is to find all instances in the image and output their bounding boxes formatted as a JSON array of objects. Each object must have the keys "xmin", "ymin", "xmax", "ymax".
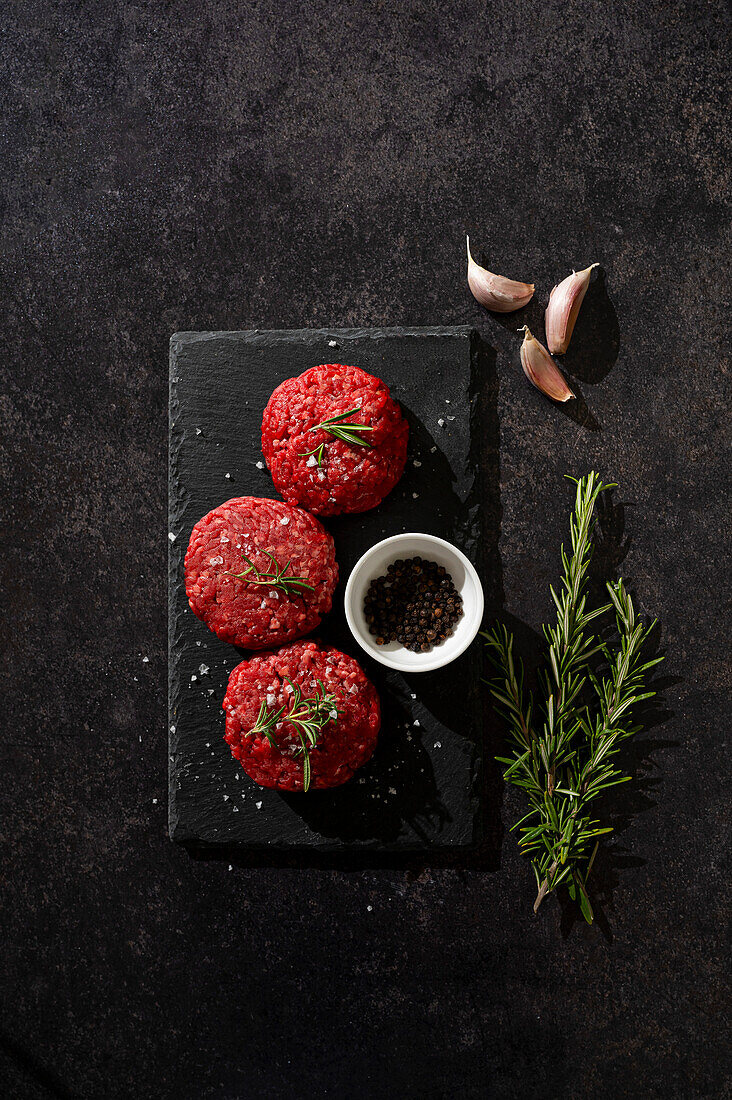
[{"xmin": 168, "ymin": 327, "xmax": 502, "ymax": 868}]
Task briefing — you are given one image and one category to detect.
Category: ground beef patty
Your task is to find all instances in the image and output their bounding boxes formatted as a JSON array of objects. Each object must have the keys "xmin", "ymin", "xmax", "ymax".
[
  {"xmin": 261, "ymin": 363, "xmax": 408, "ymax": 515},
  {"xmin": 223, "ymin": 641, "xmax": 381, "ymax": 790},
  {"xmin": 185, "ymin": 497, "xmax": 337, "ymax": 649}
]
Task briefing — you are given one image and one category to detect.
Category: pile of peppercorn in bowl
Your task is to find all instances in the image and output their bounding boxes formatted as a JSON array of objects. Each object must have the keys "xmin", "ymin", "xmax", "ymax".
[{"xmin": 184, "ymin": 363, "xmax": 483, "ymax": 792}]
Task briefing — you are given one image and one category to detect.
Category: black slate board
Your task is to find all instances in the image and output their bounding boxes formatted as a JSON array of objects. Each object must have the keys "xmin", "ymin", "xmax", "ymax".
[{"xmin": 169, "ymin": 327, "xmax": 486, "ymax": 854}]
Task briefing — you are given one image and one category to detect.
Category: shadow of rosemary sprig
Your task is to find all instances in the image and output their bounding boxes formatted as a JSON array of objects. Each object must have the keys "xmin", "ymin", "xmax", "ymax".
[{"xmin": 483, "ymin": 472, "xmax": 663, "ymax": 924}]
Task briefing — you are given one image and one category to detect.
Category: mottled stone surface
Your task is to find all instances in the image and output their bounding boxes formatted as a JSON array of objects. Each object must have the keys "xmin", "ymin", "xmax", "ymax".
[{"xmin": 1, "ymin": 1, "xmax": 729, "ymax": 1097}]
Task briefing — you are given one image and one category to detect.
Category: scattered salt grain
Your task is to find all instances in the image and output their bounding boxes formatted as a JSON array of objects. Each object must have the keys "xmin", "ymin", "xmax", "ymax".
[
  {"xmin": 170, "ymin": 724, "xmax": 176, "ymax": 733},
  {"xmin": 142, "ymin": 656, "xmax": 149, "ymax": 663},
  {"xmin": 367, "ymin": 905, "xmax": 373, "ymax": 912},
  {"xmin": 195, "ymin": 428, "xmax": 202, "ymax": 435},
  {"xmin": 306, "ymin": 455, "xmax": 317, "ymax": 467},
  {"xmin": 256, "ymin": 801, "xmax": 263, "ymax": 809},
  {"xmin": 410, "ymin": 693, "xmax": 416, "ymax": 700},
  {"xmin": 228, "ymin": 865, "xmax": 233, "ymax": 871},
  {"xmin": 199, "ymin": 664, "xmax": 209, "ymax": 676},
  {"xmin": 437, "ymin": 418, "xmax": 445, "ymax": 427},
  {"xmin": 232, "ymin": 805, "xmax": 239, "ymax": 812},
  {"xmin": 317, "ymin": 470, "xmax": 326, "ymax": 481},
  {"xmin": 133, "ymin": 676, "xmax": 138, "ymax": 681},
  {"xmin": 152, "ymin": 798, "xmax": 157, "ymax": 804},
  {"xmin": 207, "ymin": 689, "xmax": 214, "ymax": 696},
  {"xmin": 434, "ymin": 741, "xmax": 442, "ymax": 749},
  {"xmin": 413, "ymin": 720, "xmax": 421, "ymax": 727},
  {"xmin": 389, "ymin": 787, "xmax": 397, "ymax": 795},
  {"xmin": 280, "ymin": 515, "xmax": 290, "ymax": 526},
  {"xmin": 445, "ymin": 399, "xmax": 451, "ymax": 404},
  {"xmin": 225, "ymin": 472, "xmax": 231, "ymax": 479},
  {"xmin": 209, "ymin": 555, "xmax": 224, "ymax": 565},
  {"xmin": 255, "ymin": 461, "xmax": 264, "ymax": 469},
  {"xmin": 168, "ymin": 532, "xmax": 176, "ymax": 542},
  {"xmin": 328, "ymin": 339, "xmax": 338, "ymax": 347},
  {"xmin": 220, "ymin": 535, "xmax": 229, "ymax": 543},
  {"xmin": 412, "ymin": 493, "xmax": 419, "ymax": 499},
  {"xmin": 329, "ymin": 709, "xmax": 338, "ymax": 720},
  {"xmin": 413, "ymin": 460, "xmax": 421, "ymax": 467},
  {"xmin": 430, "ymin": 446, "xmax": 437, "ymax": 453},
  {"xmin": 266, "ymin": 693, "xmax": 277, "ymax": 706},
  {"xmin": 223, "ymin": 795, "xmax": 229, "ymax": 801},
  {"xmin": 447, "ymin": 415, "xmax": 455, "ymax": 421},
  {"xmin": 191, "ymin": 675, "xmax": 197, "ymax": 682}
]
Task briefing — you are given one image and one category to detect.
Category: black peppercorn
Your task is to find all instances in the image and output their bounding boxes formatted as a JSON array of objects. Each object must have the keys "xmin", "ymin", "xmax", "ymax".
[{"xmin": 363, "ymin": 556, "xmax": 463, "ymax": 654}]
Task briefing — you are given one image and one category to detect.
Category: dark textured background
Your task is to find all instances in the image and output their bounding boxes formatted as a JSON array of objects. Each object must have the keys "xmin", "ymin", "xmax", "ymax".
[{"xmin": 1, "ymin": 1, "xmax": 729, "ymax": 1097}]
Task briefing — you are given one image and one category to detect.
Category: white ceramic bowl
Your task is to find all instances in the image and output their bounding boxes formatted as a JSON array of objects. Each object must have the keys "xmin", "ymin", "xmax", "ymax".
[{"xmin": 344, "ymin": 533, "xmax": 484, "ymax": 673}]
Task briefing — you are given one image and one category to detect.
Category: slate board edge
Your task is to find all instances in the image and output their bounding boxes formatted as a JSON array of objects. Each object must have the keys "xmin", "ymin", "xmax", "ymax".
[{"xmin": 168, "ymin": 325, "xmax": 481, "ymax": 851}]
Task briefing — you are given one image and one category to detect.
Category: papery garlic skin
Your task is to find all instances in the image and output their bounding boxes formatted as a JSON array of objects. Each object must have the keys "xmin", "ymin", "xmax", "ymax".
[
  {"xmin": 466, "ymin": 236, "xmax": 534, "ymax": 313},
  {"xmin": 519, "ymin": 326, "xmax": 575, "ymax": 403},
  {"xmin": 545, "ymin": 263, "xmax": 599, "ymax": 354}
]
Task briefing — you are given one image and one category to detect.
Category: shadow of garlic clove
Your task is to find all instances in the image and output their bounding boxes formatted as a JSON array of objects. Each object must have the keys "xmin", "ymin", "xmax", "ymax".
[
  {"xmin": 519, "ymin": 326, "xmax": 575, "ymax": 403},
  {"xmin": 466, "ymin": 235, "xmax": 534, "ymax": 313},
  {"xmin": 545, "ymin": 263, "xmax": 599, "ymax": 354}
]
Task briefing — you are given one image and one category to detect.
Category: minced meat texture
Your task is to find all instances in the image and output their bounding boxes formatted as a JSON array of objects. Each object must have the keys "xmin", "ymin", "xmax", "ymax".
[
  {"xmin": 185, "ymin": 497, "xmax": 338, "ymax": 649},
  {"xmin": 261, "ymin": 363, "xmax": 408, "ymax": 516},
  {"xmin": 223, "ymin": 641, "xmax": 381, "ymax": 790}
]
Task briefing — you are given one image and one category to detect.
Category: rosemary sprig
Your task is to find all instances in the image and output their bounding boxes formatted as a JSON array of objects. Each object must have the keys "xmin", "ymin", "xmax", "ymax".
[
  {"xmin": 299, "ymin": 405, "xmax": 374, "ymax": 465},
  {"xmin": 484, "ymin": 472, "xmax": 663, "ymax": 924},
  {"xmin": 246, "ymin": 678, "xmax": 341, "ymax": 791},
  {"xmin": 224, "ymin": 550, "xmax": 314, "ymax": 597}
]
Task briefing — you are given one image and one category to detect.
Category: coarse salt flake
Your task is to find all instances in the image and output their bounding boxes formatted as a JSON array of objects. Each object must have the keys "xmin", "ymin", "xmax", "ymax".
[
  {"xmin": 168, "ymin": 532, "xmax": 176, "ymax": 542},
  {"xmin": 280, "ymin": 515, "xmax": 290, "ymax": 525},
  {"xmin": 209, "ymin": 555, "xmax": 224, "ymax": 565},
  {"xmin": 142, "ymin": 656, "xmax": 149, "ymax": 663},
  {"xmin": 256, "ymin": 801, "xmax": 263, "ymax": 809},
  {"xmin": 266, "ymin": 693, "xmax": 277, "ymax": 706},
  {"xmin": 438, "ymin": 418, "xmax": 445, "ymax": 427},
  {"xmin": 306, "ymin": 455, "xmax": 317, "ymax": 467},
  {"xmin": 255, "ymin": 461, "xmax": 264, "ymax": 469},
  {"xmin": 199, "ymin": 664, "xmax": 209, "ymax": 676},
  {"xmin": 413, "ymin": 460, "xmax": 421, "ymax": 467},
  {"xmin": 225, "ymin": 472, "xmax": 231, "ymax": 479}
]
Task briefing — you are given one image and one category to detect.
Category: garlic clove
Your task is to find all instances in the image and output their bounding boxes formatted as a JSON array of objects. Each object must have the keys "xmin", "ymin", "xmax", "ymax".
[
  {"xmin": 519, "ymin": 326, "xmax": 575, "ymax": 403},
  {"xmin": 545, "ymin": 263, "xmax": 599, "ymax": 354},
  {"xmin": 466, "ymin": 236, "xmax": 534, "ymax": 313}
]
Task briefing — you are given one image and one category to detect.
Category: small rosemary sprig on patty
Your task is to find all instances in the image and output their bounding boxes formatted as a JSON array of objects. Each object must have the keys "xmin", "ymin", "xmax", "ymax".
[
  {"xmin": 224, "ymin": 550, "xmax": 314, "ymax": 597},
  {"xmin": 246, "ymin": 678, "xmax": 341, "ymax": 791},
  {"xmin": 299, "ymin": 405, "xmax": 374, "ymax": 466},
  {"xmin": 484, "ymin": 472, "xmax": 663, "ymax": 924}
]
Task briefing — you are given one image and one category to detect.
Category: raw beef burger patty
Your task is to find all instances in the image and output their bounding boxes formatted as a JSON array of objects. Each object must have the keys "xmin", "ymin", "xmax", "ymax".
[
  {"xmin": 261, "ymin": 363, "xmax": 409, "ymax": 516},
  {"xmin": 223, "ymin": 641, "xmax": 381, "ymax": 791},
  {"xmin": 185, "ymin": 497, "xmax": 338, "ymax": 649}
]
